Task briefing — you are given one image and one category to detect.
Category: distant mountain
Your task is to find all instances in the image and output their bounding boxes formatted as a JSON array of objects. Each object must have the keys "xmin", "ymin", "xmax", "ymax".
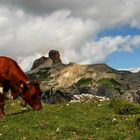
[{"xmin": 27, "ymin": 50, "xmax": 140, "ymax": 104}]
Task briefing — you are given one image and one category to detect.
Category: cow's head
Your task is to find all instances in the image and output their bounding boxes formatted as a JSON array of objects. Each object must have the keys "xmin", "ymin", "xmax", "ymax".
[{"xmin": 20, "ymin": 81, "xmax": 42, "ymax": 111}]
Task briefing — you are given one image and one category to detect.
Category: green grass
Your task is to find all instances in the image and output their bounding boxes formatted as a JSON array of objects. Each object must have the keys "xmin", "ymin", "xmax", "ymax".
[
  {"xmin": 110, "ymin": 98, "xmax": 140, "ymax": 115},
  {"xmin": 97, "ymin": 78, "xmax": 122, "ymax": 93},
  {"xmin": 0, "ymin": 99, "xmax": 140, "ymax": 140},
  {"xmin": 77, "ymin": 78, "xmax": 93, "ymax": 85},
  {"xmin": 97, "ymin": 78, "xmax": 121, "ymax": 87}
]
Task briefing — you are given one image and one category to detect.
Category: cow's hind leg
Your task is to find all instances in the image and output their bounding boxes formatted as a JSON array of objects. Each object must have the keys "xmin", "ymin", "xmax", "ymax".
[{"xmin": 0, "ymin": 86, "xmax": 5, "ymax": 117}]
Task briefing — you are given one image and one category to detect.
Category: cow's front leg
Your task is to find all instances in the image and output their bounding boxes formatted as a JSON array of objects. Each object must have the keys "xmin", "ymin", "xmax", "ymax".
[{"xmin": 0, "ymin": 87, "xmax": 5, "ymax": 117}]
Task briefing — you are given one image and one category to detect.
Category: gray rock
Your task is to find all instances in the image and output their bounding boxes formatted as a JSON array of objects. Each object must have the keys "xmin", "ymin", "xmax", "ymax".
[
  {"xmin": 41, "ymin": 90, "xmax": 72, "ymax": 104},
  {"xmin": 96, "ymin": 86, "xmax": 113, "ymax": 98},
  {"xmin": 122, "ymin": 90, "xmax": 140, "ymax": 104}
]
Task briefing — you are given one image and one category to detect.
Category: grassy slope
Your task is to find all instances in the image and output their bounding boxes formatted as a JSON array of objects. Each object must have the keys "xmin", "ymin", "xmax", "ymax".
[{"xmin": 0, "ymin": 100, "xmax": 140, "ymax": 140}]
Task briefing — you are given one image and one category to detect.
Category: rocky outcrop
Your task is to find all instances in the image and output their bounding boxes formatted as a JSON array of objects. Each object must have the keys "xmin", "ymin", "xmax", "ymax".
[
  {"xmin": 49, "ymin": 50, "xmax": 61, "ymax": 64},
  {"xmin": 31, "ymin": 50, "xmax": 62, "ymax": 70},
  {"xmin": 31, "ymin": 56, "xmax": 49, "ymax": 70},
  {"xmin": 122, "ymin": 89, "xmax": 140, "ymax": 105},
  {"xmin": 96, "ymin": 86, "xmax": 113, "ymax": 98},
  {"xmin": 41, "ymin": 90, "xmax": 72, "ymax": 104}
]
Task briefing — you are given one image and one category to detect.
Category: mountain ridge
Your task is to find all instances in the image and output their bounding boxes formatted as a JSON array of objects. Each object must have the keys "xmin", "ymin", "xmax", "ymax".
[{"xmin": 27, "ymin": 50, "xmax": 140, "ymax": 104}]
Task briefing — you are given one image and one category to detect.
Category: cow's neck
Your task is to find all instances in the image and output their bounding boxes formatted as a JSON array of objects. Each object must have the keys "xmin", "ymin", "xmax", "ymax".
[{"xmin": 9, "ymin": 69, "xmax": 29, "ymax": 85}]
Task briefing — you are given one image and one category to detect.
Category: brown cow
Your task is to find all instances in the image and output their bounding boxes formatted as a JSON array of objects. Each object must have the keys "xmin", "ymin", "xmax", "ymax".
[{"xmin": 0, "ymin": 56, "xmax": 42, "ymax": 117}]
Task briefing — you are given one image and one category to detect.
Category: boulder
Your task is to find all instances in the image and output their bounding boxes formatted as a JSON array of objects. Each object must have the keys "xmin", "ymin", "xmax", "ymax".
[
  {"xmin": 122, "ymin": 90, "xmax": 140, "ymax": 104},
  {"xmin": 41, "ymin": 90, "xmax": 72, "ymax": 104},
  {"xmin": 49, "ymin": 50, "xmax": 61, "ymax": 64},
  {"xmin": 96, "ymin": 85, "xmax": 113, "ymax": 98}
]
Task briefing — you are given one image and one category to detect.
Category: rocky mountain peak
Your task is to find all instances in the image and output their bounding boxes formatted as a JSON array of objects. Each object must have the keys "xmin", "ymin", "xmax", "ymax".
[
  {"xmin": 49, "ymin": 50, "xmax": 61, "ymax": 64},
  {"xmin": 31, "ymin": 50, "xmax": 62, "ymax": 70}
]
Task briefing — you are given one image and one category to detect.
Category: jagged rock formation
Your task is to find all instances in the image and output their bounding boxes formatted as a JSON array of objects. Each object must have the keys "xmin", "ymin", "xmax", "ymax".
[
  {"xmin": 49, "ymin": 50, "xmax": 61, "ymax": 64},
  {"xmin": 31, "ymin": 56, "xmax": 49, "ymax": 70},
  {"xmin": 31, "ymin": 50, "xmax": 62, "ymax": 70}
]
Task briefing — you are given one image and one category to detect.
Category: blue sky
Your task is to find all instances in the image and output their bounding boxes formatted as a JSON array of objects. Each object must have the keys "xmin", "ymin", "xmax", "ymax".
[
  {"xmin": 98, "ymin": 26, "xmax": 140, "ymax": 69},
  {"xmin": 0, "ymin": 0, "xmax": 140, "ymax": 71},
  {"xmin": 98, "ymin": 26, "xmax": 140, "ymax": 37},
  {"xmin": 107, "ymin": 48, "xmax": 140, "ymax": 69}
]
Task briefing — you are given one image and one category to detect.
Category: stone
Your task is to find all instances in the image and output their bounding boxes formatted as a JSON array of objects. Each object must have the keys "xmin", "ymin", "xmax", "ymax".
[
  {"xmin": 31, "ymin": 56, "xmax": 48, "ymax": 70},
  {"xmin": 31, "ymin": 50, "xmax": 62, "ymax": 70},
  {"xmin": 122, "ymin": 90, "xmax": 140, "ymax": 104},
  {"xmin": 41, "ymin": 90, "xmax": 72, "ymax": 104},
  {"xmin": 96, "ymin": 85, "xmax": 113, "ymax": 98},
  {"xmin": 49, "ymin": 50, "xmax": 61, "ymax": 64}
]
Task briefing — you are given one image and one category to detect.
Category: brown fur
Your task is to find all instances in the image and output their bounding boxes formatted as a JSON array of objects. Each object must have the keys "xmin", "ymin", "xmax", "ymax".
[{"xmin": 0, "ymin": 56, "xmax": 42, "ymax": 117}]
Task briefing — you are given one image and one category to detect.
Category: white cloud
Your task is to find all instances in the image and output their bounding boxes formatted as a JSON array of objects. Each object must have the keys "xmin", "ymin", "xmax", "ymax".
[
  {"xmin": 118, "ymin": 67, "xmax": 140, "ymax": 73},
  {"xmin": 17, "ymin": 54, "xmax": 42, "ymax": 72},
  {"xmin": 0, "ymin": 1, "xmax": 140, "ymax": 71},
  {"xmin": 0, "ymin": 7, "xmax": 99, "ymax": 71},
  {"xmin": 79, "ymin": 35, "xmax": 140, "ymax": 64}
]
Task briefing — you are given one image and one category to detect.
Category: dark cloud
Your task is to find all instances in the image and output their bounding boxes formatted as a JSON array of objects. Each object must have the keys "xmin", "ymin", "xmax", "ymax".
[
  {"xmin": 0, "ymin": 0, "xmax": 92, "ymax": 17},
  {"xmin": 1, "ymin": 0, "xmax": 140, "ymax": 28}
]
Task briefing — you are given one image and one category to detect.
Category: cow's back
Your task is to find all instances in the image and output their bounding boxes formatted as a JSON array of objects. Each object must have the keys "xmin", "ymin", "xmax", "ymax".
[
  {"xmin": 0, "ymin": 56, "xmax": 16, "ymax": 67},
  {"xmin": 0, "ymin": 56, "xmax": 27, "ymax": 82},
  {"xmin": 0, "ymin": 56, "xmax": 15, "ymax": 78}
]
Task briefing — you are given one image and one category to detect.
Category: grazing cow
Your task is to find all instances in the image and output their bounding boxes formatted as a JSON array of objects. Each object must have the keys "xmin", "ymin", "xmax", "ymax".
[{"xmin": 0, "ymin": 56, "xmax": 42, "ymax": 117}]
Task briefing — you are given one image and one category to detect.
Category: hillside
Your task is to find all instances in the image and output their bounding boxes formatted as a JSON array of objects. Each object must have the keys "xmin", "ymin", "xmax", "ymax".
[
  {"xmin": 27, "ymin": 50, "xmax": 140, "ymax": 105},
  {"xmin": 1, "ymin": 98, "xmax": 140, "ymax": 140},
  {"xmin": 1, "ymin": 50, "xmax": 140, "ymax": 140}
]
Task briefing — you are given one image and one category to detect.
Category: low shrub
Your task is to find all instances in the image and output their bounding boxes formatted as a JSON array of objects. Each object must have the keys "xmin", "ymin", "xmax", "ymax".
[
  {"xmin": 97, "ymin": 78, "xmax": 122, "ymax": 93},
  {"xmin": 77, "ymin": 77, "xmax": 93, "ymax": 85},
  {"xmin": 135, "ymin": 116, "xmax": 140, "ymax": 129},
  {"xmin": 110, "ymin": 98, "xmax": 140, "ymax": 115}
]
